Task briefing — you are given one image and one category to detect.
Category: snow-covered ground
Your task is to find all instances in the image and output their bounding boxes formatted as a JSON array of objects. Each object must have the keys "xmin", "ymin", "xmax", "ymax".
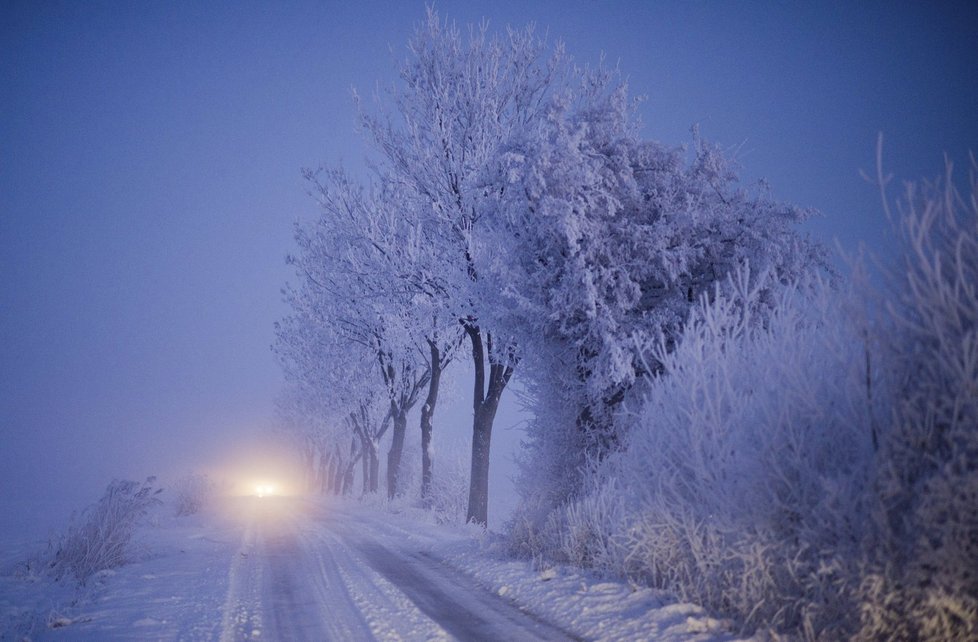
[{"xmin": 1, "ymin": 495, "xmax": 743, "ymax": 641}]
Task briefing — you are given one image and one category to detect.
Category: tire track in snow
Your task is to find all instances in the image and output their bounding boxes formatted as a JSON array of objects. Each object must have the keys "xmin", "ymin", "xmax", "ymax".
[
  {"xmin": 261, "ymin": 528, "xmax": 332, "ymax": 640},
  {"xmin": 319, "ymin": 503, "xmax": 579, "ymax": 641},
  {"xmin": 221, "ymin": 501, "xmax": 368, "ymax": 641},
  {"xmin": 219, "ymin": 520, "xmax": 263, "ymax": 641},
  {"xmin": 355, "ymin": 540, "xmax": 579, "ymax": 642},
  {"xmin": 293, "ymin": 519, "xmax": 379, "ymax": 640},
  {"xmin": 304, "ymin": 526, "xmax": 451, "ymax": 641},
  {"xmin": 221, "ymin": 498, "xmax": 450, "ymax": 641},
  {"xmin": 220, "ymin": 498, "xmax": 579, "ymax": 641}
]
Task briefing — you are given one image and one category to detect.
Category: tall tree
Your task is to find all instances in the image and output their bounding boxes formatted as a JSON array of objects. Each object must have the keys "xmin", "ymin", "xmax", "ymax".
[
  {"xmin": 357, "ymin": 8, "xmax": 576, "ymax": 525},
  {"xmin": 474, "ymin": 68, "xmax": 825, "ymax": 508}
]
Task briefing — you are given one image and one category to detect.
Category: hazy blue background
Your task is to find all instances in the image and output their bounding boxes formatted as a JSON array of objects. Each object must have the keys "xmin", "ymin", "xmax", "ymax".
[{"xmin": 2, "ymin": 1, "xmax": 976, "ymax": 538}]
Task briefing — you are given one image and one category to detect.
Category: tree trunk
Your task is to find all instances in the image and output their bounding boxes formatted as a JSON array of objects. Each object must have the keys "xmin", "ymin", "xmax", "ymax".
[
  {"xmin": 304, "ymin": 444, "xmax": 316, "ymax": 493},
  {"xmin": 464, "ymin": 324, "xmax": 514, "ymax": 526},
  {"xmin": 342, "ymin": 460, "xmax": 355, "ymax": 495},
  {"xmin": 420, "ymin": 341, "xmax": 442, "ymax": 504},
  {"xmin": 467, "ymin": 400, "xmax": 499, "ymax": 525},
  {"xmin": 369, "ymin": 444, "xmax": 380, "ymax": 493},
  {"xmin": 330, "ymin": 454, "xmax": 340, "ymax": 494},
  {"xmin": 387, "ymin": 409, "xmax": 407, "ymax": 499},
  {"xmin": 360, "ymin": 434, "xmax": 380, "ymax": 494},
  {"xmin": 360, "ymin": 435, "xmax": 370, "ymax": 495},
  {"xmin": 333, "ymin": 455, "xmax": 345, "ymax": 495},
  {"xmin": 321, "ymin": 452, "xmax": 332, "ymax": 494}
]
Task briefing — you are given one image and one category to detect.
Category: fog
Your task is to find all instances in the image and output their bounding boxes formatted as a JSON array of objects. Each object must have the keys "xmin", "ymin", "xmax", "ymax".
[{"xmin": 2, "ymin": 1, "xmax": 975, "ymax": 542}]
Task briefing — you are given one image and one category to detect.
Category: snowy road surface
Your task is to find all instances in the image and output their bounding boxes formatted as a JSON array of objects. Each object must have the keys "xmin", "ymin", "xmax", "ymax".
[
  {"xmin": 219, "ymin": 497, "xmax": 577, "ymax": 641},
  {"xmin": 2, "ymin": 496, "xmax": 737, "ymax": 640}
]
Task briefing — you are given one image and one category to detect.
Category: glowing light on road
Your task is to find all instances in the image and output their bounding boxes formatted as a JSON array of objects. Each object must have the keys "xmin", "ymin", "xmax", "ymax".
[{"xmin": 255, "ymin": 483, "xmax": 276, "ymax": 498}]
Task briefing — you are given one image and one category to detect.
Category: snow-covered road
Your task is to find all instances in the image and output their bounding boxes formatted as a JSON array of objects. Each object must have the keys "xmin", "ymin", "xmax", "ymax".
[
  {"xmin": 2, "ymin": 496, "xmax": 737, "ymax": 640},
  {"xmin": 218, "ymin": 497, "xmax": 577, "ymax": 641}
]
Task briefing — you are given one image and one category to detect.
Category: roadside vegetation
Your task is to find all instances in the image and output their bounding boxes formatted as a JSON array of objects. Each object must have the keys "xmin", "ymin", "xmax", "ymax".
[
  {"xmin": 274, "ymin": 9, "xmax": 977, "ymax": 639},
  {"xmin": 46, "ymin": 477, "xmax": 163, "ymax": 585},
  {"xmin": 510, "ymin": 156, "xmax": 978, "ymax": 639}
]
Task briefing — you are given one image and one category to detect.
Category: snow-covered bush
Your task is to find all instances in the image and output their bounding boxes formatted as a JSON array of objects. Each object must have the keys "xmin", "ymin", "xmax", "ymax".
[
  {"xmin": 48, "ymin": 477, "xmax": 163, "ymax": 584},
  {"xmin": 857, "ymin": 158, "xmax": 978, "ymax": 641},
  {"xmin": 548, "ymin": 480, "xmax": 625, "ymax": 571},
  {"xmin": 509, "ymin": 155, "xmax": 978, "ymax": 640},
  {"xmin": 538, "ymin": 269, "xmax": 877, "ymax": 636},
  {"xmin": 172, "ymin": 473, "xmax": 215, "ymax": 517},
  {"xmin": 423, "ymin": 439, "xmax": 470, "ymax": 525}
]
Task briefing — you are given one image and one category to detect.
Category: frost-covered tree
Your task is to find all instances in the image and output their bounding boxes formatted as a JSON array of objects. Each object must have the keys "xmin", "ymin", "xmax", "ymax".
[
  {"xmin": 279, "ymin": 150, "xmax": 461, "ymax": 503},
  {"xmin": 343, "ymin": 391, "xmax": 392, "ymax": 495},
  {"xmin": 357, "ymin": 8, "xmax": 576, "ymax": 525},
  {"xmin": 275, "ymin": 386, "xmax": 335, "ymax": 494},
  {"xmin": 474, "ymin": 66, "xmax": 824, "ymax": 511},
  {"xmin": 416, "ymin": 316, "xmax": 460, "ymax": 503},
  {"xmin": 278, "ymin": 386, "xmax": 363, "ymax": 496},
  {"xmin": 273, "ymin": 294, "xmax": 378, "ymax": 495},
  {"xmin": 285, "ymin": 7, "xmax": 821, "ymax": 527},
  {"xmin": 282, "ymin": 168, "xmax": 434, "ymax": 499}
]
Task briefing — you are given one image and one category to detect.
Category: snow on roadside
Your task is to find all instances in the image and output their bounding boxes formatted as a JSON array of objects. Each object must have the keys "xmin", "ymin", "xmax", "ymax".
[
  {"xmin": 326, "ymin": 497, "xmax": 748, "ymax": 642},
  {"xmin": 439, "ymin": 543, "xmax": 742, "ymax": 642},
  {"xmin": 0, "ymin": 504, "xmax": 239, "ymax": 641}
]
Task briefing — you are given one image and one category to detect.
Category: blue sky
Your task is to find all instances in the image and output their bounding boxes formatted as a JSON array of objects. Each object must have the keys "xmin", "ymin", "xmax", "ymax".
[{"xmin": 1, "ymin": 0, "xmax": 975, "ymax": 534}]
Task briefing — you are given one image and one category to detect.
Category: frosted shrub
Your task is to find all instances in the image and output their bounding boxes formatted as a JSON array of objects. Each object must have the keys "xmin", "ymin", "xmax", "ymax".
[
  {"xmin": 172, "ymin": 473, "xmax": 215, "ymax": 517},
  {"xmin": 507, "ymin": 496, "xmax": 552, "ymax": 564},
  {"xmin": 857, "ymin": 158, "xmax": 978, "ymax": 641},
  {"xmin": 590, "ymin": 268, "xmax": 879, "ymax": 636},
  {"xmin": 424, "ymin": 441, "xmax": 470, "ymax": 525},
  {"xmin": 520, "ymin": 156, "xmax": 978, "ymax": 640},
  {"xmin": 48, "ymin": 477, "xmax": 163, "ymax": 584},
  {"xmin": 552, "ymin": 481, "xmax": 625, "ymax": 571}
]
